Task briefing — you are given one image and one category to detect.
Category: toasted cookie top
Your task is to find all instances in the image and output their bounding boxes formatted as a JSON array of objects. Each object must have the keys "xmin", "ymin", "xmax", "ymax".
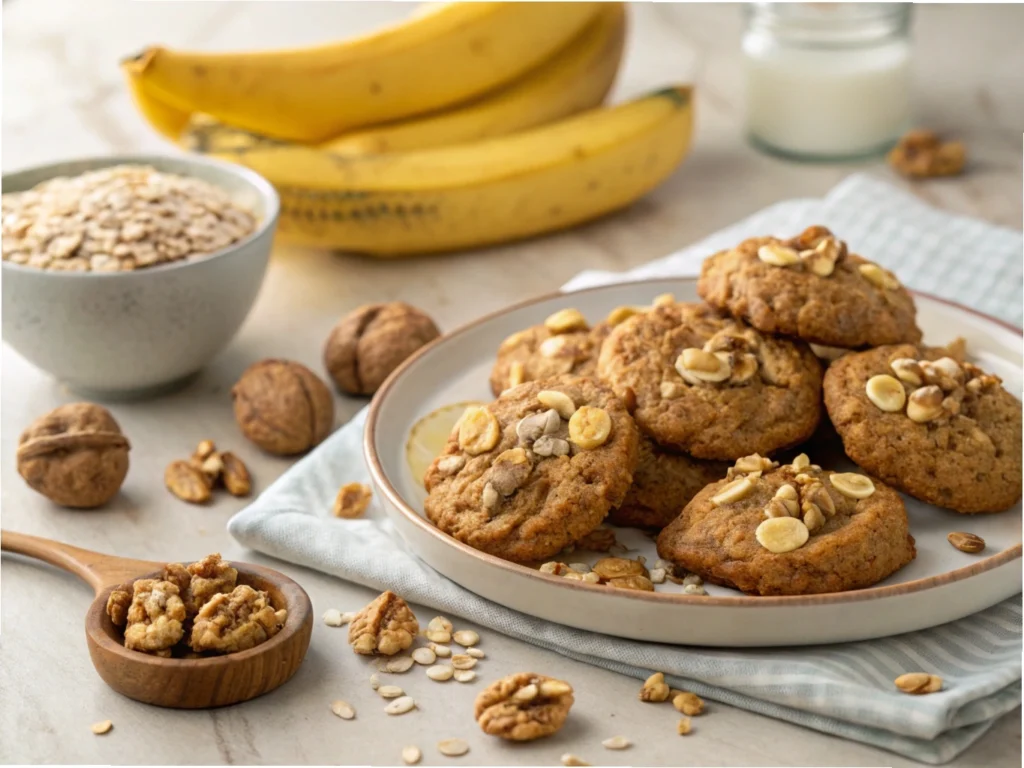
[
  {"xmin": 424, "ymin": 376, "xmax": 639, "ymax": 563},
  {"xmin": 596, "ymin": 302, "xmax": 823, "ymax": 460},
  {"xmin": 824, "ymin": 344, "xmax": 1023, "ymax": 513},
  {"xmin": 655, "ymin": 453, "xmax": 916, "ymax": 596},
  {"xmin": 697, "ymin": 226, "xmax": 922, "ymax": 348}
]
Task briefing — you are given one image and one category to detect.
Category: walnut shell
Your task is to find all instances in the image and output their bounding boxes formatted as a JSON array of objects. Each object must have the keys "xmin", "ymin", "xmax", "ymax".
[
  {"xmin": 232, "ymin": 359, "xmax": 334, "ymax": 455},
  {"xmin": 16, "ymin": 403, "xmax": 130, "ymax": 508},
  {"xmin": 324, "ymin": 302, "xmax": 440, "ymax": 396}
]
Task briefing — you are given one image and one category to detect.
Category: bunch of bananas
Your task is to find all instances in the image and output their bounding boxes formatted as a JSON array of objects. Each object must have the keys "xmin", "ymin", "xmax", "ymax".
[{"xmin": 123, "ymin": 3, "xmax": 694, "ymax": 256}]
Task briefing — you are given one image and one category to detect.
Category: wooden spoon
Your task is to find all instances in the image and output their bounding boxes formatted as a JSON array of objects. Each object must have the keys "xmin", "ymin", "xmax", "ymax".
[{"xmin": 1, "ymin": 530, "xmax": 313, "ymax": 709}]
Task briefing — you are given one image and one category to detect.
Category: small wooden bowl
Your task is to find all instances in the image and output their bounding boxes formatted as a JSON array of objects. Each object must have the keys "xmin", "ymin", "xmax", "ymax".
[{"xmin": 3, "ymin": 530, "xmax": 313, "ymax": 709}]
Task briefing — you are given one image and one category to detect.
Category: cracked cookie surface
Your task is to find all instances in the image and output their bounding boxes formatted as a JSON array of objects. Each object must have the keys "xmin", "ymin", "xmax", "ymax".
[
  {"xmin": 596, "ymin": 302, "xmax": 822, "ymax": 459},
  {"xmin": 424, "ymin": 377, "xmax": 638, "ymax": 563},
  {"xmin": 824, "ymin": 344, "xmax": 1022, "ymax": 513},
  {"xmin": 656, "ymin": 458, "xmax": 916, "ymax": 595},
  {"xmin": 697, "ymin": 228, "xmax": 922, "ymax": 348}
]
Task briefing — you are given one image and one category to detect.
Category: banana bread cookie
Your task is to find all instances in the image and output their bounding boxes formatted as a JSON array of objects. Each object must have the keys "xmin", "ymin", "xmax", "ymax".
[
  {"xmin": 489, "ymin": 310, "xmax": 611, "ymax": 396},
  {"xmin": 656, "ymin": 453, "xmax": 916, "ymax": 595},
  {"xmin": 596, "ymin": 302, "xmax": 823, "ymax": 459},
  {"xmin": 697, "ymin": 226, "xmax": 922, "ymax": 348},
  {"xmin": 424, "ymin": 376, "xmax": 639, "ymax": 563},
  {"xmin": 608, "ymin": 436, "xmax": 728, "ymax": 529},
  {"xmin": 824, "ymin": 344, "xmax": 1023, "ymax": 513}
]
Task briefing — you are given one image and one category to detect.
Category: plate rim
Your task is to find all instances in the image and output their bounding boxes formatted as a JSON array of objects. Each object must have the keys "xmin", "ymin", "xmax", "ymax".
[{"xmin": 364, "ymin": 277, "xmax": 1023, "ymax": 608}]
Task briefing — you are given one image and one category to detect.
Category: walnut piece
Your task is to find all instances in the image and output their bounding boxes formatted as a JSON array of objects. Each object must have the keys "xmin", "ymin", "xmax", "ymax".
[
  {"xmin": 187, "ymin": 553, "xmax": 239, "ymax": 613},
  {"xmin": 348, "ymin": 590, "xmax": 419, "ymax": 656},
  {"xmin": 232, "ymin": 359, "xmax": 335, "ymax": 455},
  {"xmin": 220, "ymin": 452, "xmax": 252, "ymax": 496},
  {"xmin": 105, "ymin": 588, "xmax": 132, "ymax": 627},
  {"xmin": 189, "ymin": 584, "xmax": 287, "ymax": 653},
  {"xmin": 333, "ymin": 482, "xmax": 372, "ymax": 518},
  {"xmin": 123, "ymin": 579, "xmax": 186, "ymax": 653},
  {"xmin": 324, "ymin": 302, "xmax": 440, "ymax": 396},
  {"xmin": 165, "ymin": 460, "xmax": 212, "ymax": 504},
  {"xmin": 16, "ymin": 403, "xmax": 130, "ymax": 508},
  {"xmin": 888, "ymin": 130, "xmax": 966, "ymax": 178},
  {"xmin": 474, "ymin": 672, "xmax": 574, "ymax": 741}
]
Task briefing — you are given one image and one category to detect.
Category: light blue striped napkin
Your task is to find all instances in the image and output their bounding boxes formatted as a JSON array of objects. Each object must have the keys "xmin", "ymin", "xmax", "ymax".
[{"xmin": 229, "ymin": 174, "xmax": 1022, "ymax": 764}]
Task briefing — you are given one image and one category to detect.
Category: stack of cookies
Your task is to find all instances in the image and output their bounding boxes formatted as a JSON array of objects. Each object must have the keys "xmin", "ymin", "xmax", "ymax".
[{"xmin": 423, "ymin": 226, "xmax": 1023, "ymax": 596}]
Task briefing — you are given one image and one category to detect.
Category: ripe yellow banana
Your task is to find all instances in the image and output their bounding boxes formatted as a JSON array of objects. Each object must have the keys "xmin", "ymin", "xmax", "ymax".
[
  {"xmin": 122, "ymin": 2, "xmax": 603, "ymax": 143},
  {"xmin": 322, "ymin": 4, "xmax": 627, "ymax": 155},
  {"xmin": 123, "ymin": 69, "xmax": 191, "ymax": 143},
  {"xmin": 197, "ymin": 87, "xmax": 694, "ymax": 256}
]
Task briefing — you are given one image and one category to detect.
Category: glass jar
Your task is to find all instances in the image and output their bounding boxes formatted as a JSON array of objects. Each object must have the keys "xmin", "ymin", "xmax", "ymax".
[{"xmin": 742, "ymin": 3, "xmax": 912, "ymax": 161}]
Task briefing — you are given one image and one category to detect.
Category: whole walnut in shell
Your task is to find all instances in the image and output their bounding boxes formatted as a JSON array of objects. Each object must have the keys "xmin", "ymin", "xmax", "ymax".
[
  {"xmin": 232, "ymin": 359, "xmax": 334, "ymax": 456},
  {"xmin": 17, "ymin": 403, "xmax": 130, "ymax": 508},
  {"xmin": 324, "ymin": 302, "xmax": 440, "ymax": 396}
]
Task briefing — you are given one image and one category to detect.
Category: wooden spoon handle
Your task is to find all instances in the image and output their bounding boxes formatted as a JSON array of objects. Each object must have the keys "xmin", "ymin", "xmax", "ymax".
[{"xmin": 1, "ymin": 530, "xmax": 163, "ymax": 595}]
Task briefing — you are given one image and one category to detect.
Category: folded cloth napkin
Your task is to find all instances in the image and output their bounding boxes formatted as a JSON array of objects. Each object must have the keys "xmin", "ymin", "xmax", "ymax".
[{"xmin": 229, "ymin": 174, "xmax": 1022, "ymax": 764}]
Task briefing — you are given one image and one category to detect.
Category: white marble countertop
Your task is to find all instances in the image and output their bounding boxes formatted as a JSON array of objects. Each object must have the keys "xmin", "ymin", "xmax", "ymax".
[{"xmin": 2, "ymin": 2, "xmax": 1021, "ymax": 765}]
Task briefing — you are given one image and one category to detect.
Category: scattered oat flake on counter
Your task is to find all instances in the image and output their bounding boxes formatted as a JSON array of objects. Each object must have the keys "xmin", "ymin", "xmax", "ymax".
[
  {"xmin": 601, "ymin": 735, "xmax": 631, "ymax": 750},
  {"xmin": 437, "ymin": 738, "xmax": 470, "ymax": 757},
  {"xmin": 561, "ymin": 754, "xmax": 590, "ymax": 766},
  {"xmin": 90, "ymin": 720, "xmax": 113, "ymax": 735},
  {"xmin": 2, "ymin": 165, "xmax": 257, "ymax": 271},
  {"xmin": 401, "ymin": 745, "xmax": 422, "ymax": 765},
  {"xmin": 330, "ymin": 700, "xmax": 355, "ymax": 720}
]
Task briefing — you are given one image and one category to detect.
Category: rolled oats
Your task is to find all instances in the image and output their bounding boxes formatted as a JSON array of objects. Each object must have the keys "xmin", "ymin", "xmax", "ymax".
[
  {"xmin": 466, "ymin": 647, "xmax": 486, "ymax": 659},
  {"xmin": 426, "ymin": 616, "xmax": 453, "ymax": 643},
  {"xmin": 378, "ymin": 685, "xmax": 405, "ymax": 698},
  {"xmin": 640, "ymin": 672, "xmax": 671, "ymax": 702},
  {"xmin": 385, "ymin": 696, "xmax": 417, "ymax": 715},
  {"xmin": 681, "ymin": 583, "xmax": 707, "ymax": 596},
  {"xmin": 545, "ymin": 308, "xmax": 588, "ymax": 334},
  {"xmin": 507, "ymin": 361, "xmax": 525, "ymax": 388},
  {"xmin": 453, "ymin": 629, "xmax": 480, "ymax": 647},
  {"xmin": 437, "ymin": 738, "xmax": 470, "ymax": 757},
  {"xmin": 601, "ymin": 736, "xmax": 631, "ymax": 750},
  {"xmin": 453, "ymin": 669, "xmax": 476, "ymax": 683},
  {"xmin": 436, "ymin": 455, "xmax": 466, "ymax": 476},
  {"xmin": 323, "ymin": 608, "xmax": 344, "ymax": 627},
  {"xmin": 429, "ymin": 642, "xmax": 452, "ymax": 657},
  {"xmin": 561, "ymin": 754, "xmax": 591, "ymax": 766},
  {"xmin": 2, "ymin": 165, "xmax": 257, "ymax": 272},
  {"xmin": 947, "ymin": 531, "xmax": 985, "ymax": 553},
  {"xmin": 91, "ymin": 720, "xmax": 113, "ymax": 735},
  {"xmin": 412, "ymin": 647, "xmax": 437, "ymax": 665},
  {"xmin": 330, "ymin": 700, "xmax": 356, "ymax": 720},
  {"xmin": 401, "ymin": 745, "xmax": 422, "ymax": 765},
  {"xmin": 830, "ymin": 473, "xmax": 875, "ymax": 499},
  {"xmin": 539, "ymin": 335, "xmax": 570, "ymax": 358},
  {"xmin": 427, "ymin": 664, "xmax": 454, "ymax": 681},
  {"xmin": 452, "ymin": 654, "xmax": 477, "ymax": 670},
  {"xmin": 649, "ymin": 567, "xmax": 666, "ymax": 584},
  {"xmin": 755, "ymin": 517, "xmax": 809, "ymax": 553},
  {"xmin": 568, "ymin": 405, "xmax": 612, "ymax": 450},
  {"xmin": 386, "ymin": 655, "xmax": 415, "ymax": 673}
]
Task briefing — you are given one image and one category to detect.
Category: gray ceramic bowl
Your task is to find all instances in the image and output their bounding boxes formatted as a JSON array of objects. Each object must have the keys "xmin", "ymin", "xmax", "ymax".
[{"xmin": 2, "ymin": 154, "xmax": 279, "ymax": 399}]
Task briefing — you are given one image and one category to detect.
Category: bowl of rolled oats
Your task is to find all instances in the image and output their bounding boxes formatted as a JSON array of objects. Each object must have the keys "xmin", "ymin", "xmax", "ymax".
[{"xmin": 1, "ymin": 155, "xmax": 279, "ymax": 397}]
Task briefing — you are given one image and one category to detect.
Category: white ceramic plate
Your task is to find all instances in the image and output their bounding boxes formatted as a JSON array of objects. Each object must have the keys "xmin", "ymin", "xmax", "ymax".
[{"xmin": 366, "ymin": 279, "xmax": 1022, "ymax": 647}]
